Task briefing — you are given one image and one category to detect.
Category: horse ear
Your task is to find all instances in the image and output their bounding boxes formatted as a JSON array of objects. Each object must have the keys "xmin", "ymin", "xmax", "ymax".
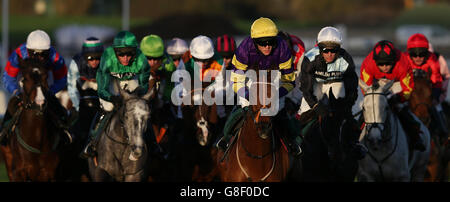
[
  {"xmin": 114, "ymin": 79, "xmax": 131, "ymax": 100},
  {"xmin": 358, "ymin": 78, "xmax": 370, "ymax": 93},
  {"xmin": 142, "ymin": 86, "xmax": 155, "ymax": 101}
]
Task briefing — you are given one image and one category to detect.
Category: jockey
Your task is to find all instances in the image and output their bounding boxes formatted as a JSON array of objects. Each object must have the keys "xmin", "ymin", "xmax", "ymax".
[
  {"xmin": 67, "ymin": 37, "xmax": 104, "ymax": 113},
  {"xmin": 297, "ymin": 26, "xmax": 366, "ymax": 160},
  {"xmin": 140, "ymin": 34, "xmax": 176, "ymax": 151},
  {"xmin": 166, "ymin": 38, "xmax": 189, "ymax": 121},
  {"xmin": 215, "ymin": 17, "xmax": 303, "ymax": 156},
  {"xmin": 0, "ymin": 29, "xmax": 71, "ymax": 145},
  {"xmin": 81, "ymin": 31, "xmax": 150, "ymax": 158},
  {"xmin": 183, "ymin": 35, "xmax": 224, "ymax": 82},
  {"xmin": 429, "ymin": 43, "xmax": 450, "ymax": 104},
  {"xmin": 167, "ymin": 37, "xmax": 189, "ymax": 69},
  {"xmin": 215, "ymin": 34, "xmax": 236, "ymax": 70},
  {"xmin": 360, "ymin": 40, "xmax": 426, "ymax": 151},
  {"xmin": 406, "ymin": 33, "xmax": 448, "ymax": 136}
]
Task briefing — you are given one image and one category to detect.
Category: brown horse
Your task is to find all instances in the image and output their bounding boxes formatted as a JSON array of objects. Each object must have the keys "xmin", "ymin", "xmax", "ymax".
[
  {"xmin": 409, "ymin": 68, "xmax": 449, "ymax": 182},
  {"xmin": 0, "ymin": 58, "xmax": 61, "ymax": 181},
  {"xmin": 218, "ymin": 70, "xmax": 295, "ymax": 182},
  {"xmin": 168, "ymin": 85, "xmax": 220, "ymax": 181}
]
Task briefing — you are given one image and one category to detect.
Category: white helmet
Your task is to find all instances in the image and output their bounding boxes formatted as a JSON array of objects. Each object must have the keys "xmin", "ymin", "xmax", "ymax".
[
  {"xmin": 26, "ymin": 30, "xmax": 51, "ymax": 50},
  {"xmin": 190, "ymin": 35, "xmax": 214, "ymax": 60},
  {"xmin": 317, "ymin": 26, "xmax": 342, "ymax": 45},
  {"xmin": 167, "ymin": 38, "xmax": 189, "ymax": 55}
]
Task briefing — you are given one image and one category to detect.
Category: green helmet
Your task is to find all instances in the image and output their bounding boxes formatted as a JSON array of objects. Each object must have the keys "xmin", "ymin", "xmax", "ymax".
[
  {"xmin": 140, "ymin": 34, "xmax": 164, "ymax": 58},
  {"xmin": 112, "ymin": 31, "xmax": 138, "ymax": 48}
]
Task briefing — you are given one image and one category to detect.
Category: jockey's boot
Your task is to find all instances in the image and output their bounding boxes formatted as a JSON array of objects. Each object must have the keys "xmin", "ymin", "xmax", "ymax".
[
  {"xmin": 430, "ymin": 104, "xmax": 449, "ymax": 139},
  {"xmin": 215, "ymin": 106, "xmax": 247, "ymax": 152},
  {"xmin": 282, "ymin": 135, "xmax": 303, "ymax": 157},
  {"xmin": 0, "ymin": 111, "xmax": 13, "ymax": 145},
  {"xmin": 216, "ymin": 134, "xmax": 231, "ymax": 152},
  {"xmin": 278, "ymin": 112, "xmax": 303, "ymax": 157},
  {"xmin": 0, "ymin": 95, "xmax": 22, "ymax": 145},
  {"xmin": 397, "ymin": 106, "xmax": 426, "ymax": 152},
  {"xmin": 80, "ymin": 110, "xmax": 108, "ymax": 159},
  {"xmin": 346, "ymin": 117, "xmax": 367, "ymax": 160}
]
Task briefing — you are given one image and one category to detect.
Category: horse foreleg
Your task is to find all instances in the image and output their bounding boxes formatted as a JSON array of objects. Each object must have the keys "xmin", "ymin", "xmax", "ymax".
[{"xmin": 0, "ymin": 145, "xmax": 13, "ymax": 181}]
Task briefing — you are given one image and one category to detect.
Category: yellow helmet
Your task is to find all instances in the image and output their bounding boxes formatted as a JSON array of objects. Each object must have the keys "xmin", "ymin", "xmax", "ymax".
[{"xmin": 250, "ymin": 17, "xmax": 278, "ymax": 39}]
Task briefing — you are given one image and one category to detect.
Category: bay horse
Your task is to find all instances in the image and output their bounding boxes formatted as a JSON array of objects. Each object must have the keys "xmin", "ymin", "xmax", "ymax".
[
  {"xmin": 56, "ymin": 80, "xmax": 100, "ymax": 181},
  {"xmin": 218, "ymin": 70, "xmax": 299, "ymax": 182},
  {"xmin": 87, "ymin": 81, "xmax": 155, "ymax": 181},
  {"xmin": 167, "ymin": 83, "xmax": 220, "ymax": 181},
  {"xmin": 410, "ymin": 69, "xmax": 449, "ymax": 182},
  {"xmin": 0, "ymin": 58, "xmax": 61, "ymax": 181},
  {"xmin": 358, "ymin": 79, "xmax": 430, "ymax": 181},
  {"xmin": 299, "ymin": 83, "xmax": 360, "ymax": 182}
]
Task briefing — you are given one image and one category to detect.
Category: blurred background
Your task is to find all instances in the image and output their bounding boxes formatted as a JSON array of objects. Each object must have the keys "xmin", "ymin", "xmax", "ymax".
[{"xmin": 1, "ymin": 0, "xmax": 450, "ymax": 180}]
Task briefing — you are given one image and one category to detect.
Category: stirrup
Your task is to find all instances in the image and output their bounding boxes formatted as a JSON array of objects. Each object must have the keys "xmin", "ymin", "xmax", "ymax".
[
  {"xmin": 63, "ymin": 129, "xmax": 73, "ymax": 144},
  {"xmin": 288, "ymin": 143, "xmax": 303, "ymax": 157},
  {"xmin": 215, "ymin": 138, "xmax": 229, "ymax": 151}
]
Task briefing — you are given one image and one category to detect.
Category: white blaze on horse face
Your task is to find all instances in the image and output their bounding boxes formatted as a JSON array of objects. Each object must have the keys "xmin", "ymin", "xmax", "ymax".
[
  {"xmin": 127, "ymin": 101, "xmax": 149, "ymax": 162},
  {"xmin": 362, "ymin": 88, "xmax": 388, "ymax": 124},
  {"xmin": 35, "ymin": 86, "xmax": 45, "ymax": 106},
  {"xmin": 197, "ymin": 117, "xmax": 208, "ymax": 146}
]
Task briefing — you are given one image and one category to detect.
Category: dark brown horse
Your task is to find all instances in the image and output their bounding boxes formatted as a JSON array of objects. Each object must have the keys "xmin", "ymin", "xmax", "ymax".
[
  {"xmin": 168, "ymin": 85, "xmax": 220, "ymax": 181},
  {"xmin": 218, "ymin": 70, "xmax": 296, "ymax": 182},
  {"xmin": 0, "ymin": 58, "xmax": 61, "ymax": 181},
  {"xmin": 410, "ymin": 69, "xmax": 449, "ymax": 182}
]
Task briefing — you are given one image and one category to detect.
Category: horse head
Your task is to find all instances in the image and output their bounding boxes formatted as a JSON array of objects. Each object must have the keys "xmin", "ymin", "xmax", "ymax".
[
  {"xmin": 117, "ymin": 83, "xmax": 155, "ymax": 161},
  {"xmin": 182, "ymin": 83, "xmax": 218, "ymax": 146},
  {"xmin": 248, "ymin": 70, "xmax": 278, "ymax": 140},
  {"xmin": 18, "ymin": 58, "xmax": 50, "ymax": 111},
  {"xmin": 410, "ymin": 69, "xmax": 432, "ymax": 126},
  {"xmin": 359, "ymin": 79, "xmax": 394, "ymax": 150}
]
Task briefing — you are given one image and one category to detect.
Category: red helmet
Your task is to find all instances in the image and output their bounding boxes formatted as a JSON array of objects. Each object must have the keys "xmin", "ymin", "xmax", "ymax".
[
  {"xmin": 373, "ymin": 40, "xmax": 396, "ymax": 64},
  {"xmin": 407, "ymin": 33, "xmax": 429, "ymax": 50},
  {"xmin": 215, "ymin": 34, "xmax": 236, "ymax": 58}
]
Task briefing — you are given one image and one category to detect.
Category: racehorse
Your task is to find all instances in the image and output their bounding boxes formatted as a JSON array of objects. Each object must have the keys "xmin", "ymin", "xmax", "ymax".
[
  {"xmin": 217, "ymin": 70, "xmax": 298, "ymax": 182},
  {"xmin": 299, "ymin": 84, "xmax": 360, "ymax": 182},
  {"xmin": 87, "ymin": 81, "xmax": 154, "ymax": 181},
  {"xmin": 56, "ymin": 80, "xmax": 100, "ymax": 181},
  {"xmin": 0, "ymin": 58, "xmax": 61, "ymax": 181},
  {"xmin": 175, "ymin": 85, "xmax": 220, "ymax": 181},
  {"xmin": 410, "ymin": 69, "xmax": 450, "ymax": 182},
  {"xmin": 358, "ymin": 79, "xmax": 430, "ymax": 181}
]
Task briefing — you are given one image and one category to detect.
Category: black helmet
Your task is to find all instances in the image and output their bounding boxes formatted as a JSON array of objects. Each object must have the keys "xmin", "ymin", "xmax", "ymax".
[{"xmin": 373, "ymin": 40, "xmax": 396, "ymax": 64}]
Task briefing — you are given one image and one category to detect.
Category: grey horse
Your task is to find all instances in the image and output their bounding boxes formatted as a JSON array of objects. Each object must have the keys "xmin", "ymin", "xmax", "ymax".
[
  {"xmin": 88, "ymin": 85, "xmax": 155, "ymax": 182},
  {"xmin": 358, "ymin": 79, "xmax": 430, "ymax": 181}
]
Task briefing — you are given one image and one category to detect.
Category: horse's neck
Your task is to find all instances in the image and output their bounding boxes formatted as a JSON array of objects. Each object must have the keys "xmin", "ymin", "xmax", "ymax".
[
  {"xmin": 106, "ymin": 110, "xmax": 126, "ymax": 141},
  {"xmin": 240, "ymin": 114, "xmax": 273, "ymax": 148}
]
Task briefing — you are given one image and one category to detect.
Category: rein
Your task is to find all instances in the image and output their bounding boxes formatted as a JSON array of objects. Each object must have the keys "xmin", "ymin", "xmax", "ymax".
[
  {"xmin": 235, "ymin": 127, "xmax": 276, "ymax": 182},
  {"xmin": 364, "ymin": 111, "xmax": 400, "ymax": 181}
]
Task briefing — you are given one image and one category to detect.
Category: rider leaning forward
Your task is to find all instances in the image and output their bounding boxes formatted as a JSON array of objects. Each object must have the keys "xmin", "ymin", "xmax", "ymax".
[
  {"xmin": 0, "ymin": 30, "xmax": 72, "ymax": 145},
  {"xmin": 81, "ymin": 31, "xmax": 151, "ymax": 158},
  {"xmin": 215, "ymin": 17, "xmax": 303, "ymax": 156},
  {"xmin": 360, "ymin": 40, "xmax": 426, "ymax": 152}
]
